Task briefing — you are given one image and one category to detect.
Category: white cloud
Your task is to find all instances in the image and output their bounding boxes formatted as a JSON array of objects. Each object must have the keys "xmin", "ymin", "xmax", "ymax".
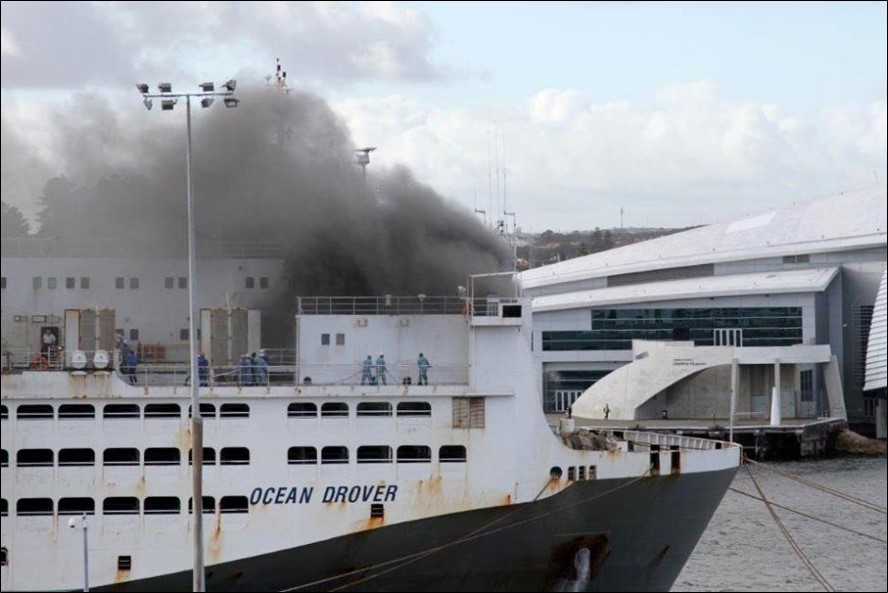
[
  {"xmin": 333, "ymin": 83, "xmax": 888, "ymax": 230},
  {"xmin": 1, "ymin": 1, "xmax": 442, "ymax": 89}
]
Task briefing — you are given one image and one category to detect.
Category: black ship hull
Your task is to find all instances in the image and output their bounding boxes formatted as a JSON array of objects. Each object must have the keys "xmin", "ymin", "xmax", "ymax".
[{"xmin": 94, "ymin": 466, "xmax": 737, "ymax": 592}]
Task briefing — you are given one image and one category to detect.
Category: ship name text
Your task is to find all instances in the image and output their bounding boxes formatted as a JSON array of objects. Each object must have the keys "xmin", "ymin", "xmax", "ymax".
[{"xmin": 249, "ymin": 484, "xmax": 399, "ymax": 506}]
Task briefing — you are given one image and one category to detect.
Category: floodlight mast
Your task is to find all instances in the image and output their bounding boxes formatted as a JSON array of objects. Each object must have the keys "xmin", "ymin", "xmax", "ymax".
[{"xmin": 134, "ymin": 80, "xmax": 239, "ymax": 593}]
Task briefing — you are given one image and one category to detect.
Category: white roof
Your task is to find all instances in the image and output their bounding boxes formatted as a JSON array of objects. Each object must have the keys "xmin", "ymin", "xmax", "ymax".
[
  {"xmin": 864, "ymin": 268, "xmax": 887, "ymax": 392},
  {"xmin": 532, "ymin": 267, "xmax": 840, "ymax": 312},
  {"xmin": 521, "ymin": 186, "xmax": 887, "ymax": 291}
]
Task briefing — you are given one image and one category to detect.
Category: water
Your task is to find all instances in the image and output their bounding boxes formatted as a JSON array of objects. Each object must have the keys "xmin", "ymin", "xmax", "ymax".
[{"xmin": 674, "ymin": 457, "xmax": 888, "ymax": 592}]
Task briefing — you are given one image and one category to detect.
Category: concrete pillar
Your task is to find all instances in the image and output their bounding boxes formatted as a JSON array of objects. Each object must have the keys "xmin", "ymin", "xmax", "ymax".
[
  {"xmin": 729, "ymin": 358, "xmax": 739, "ymax": 442},
  {"xmin": 771, "ymin": 358, "xmax": 782, "ymax": 427}
]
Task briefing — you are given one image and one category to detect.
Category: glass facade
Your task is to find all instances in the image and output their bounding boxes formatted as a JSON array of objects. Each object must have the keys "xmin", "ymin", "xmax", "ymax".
[
  {"xmin": 542, "ymin": 307, "xmax": 803, "ymax": 351},
  {"xmin": 543, "ymin": 369, "xmax": 611, "ymax": 412}
]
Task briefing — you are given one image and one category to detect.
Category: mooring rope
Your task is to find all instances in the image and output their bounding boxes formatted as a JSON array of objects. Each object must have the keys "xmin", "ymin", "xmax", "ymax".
[
  {"xmin": 729, "ymin": 486, "xmax": 887, "ymax": 544},
  {"xmin": 745, "ymin": 464, "xmax": 836, "ymax": 592},
  {"xmin": 745, "ymin": 458, "xmax": 886, "ymax": 514}
]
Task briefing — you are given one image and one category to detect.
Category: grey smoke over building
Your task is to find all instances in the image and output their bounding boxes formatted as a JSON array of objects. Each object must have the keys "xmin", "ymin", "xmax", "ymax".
[{"xmin": 11, "ymin": 89, "xmax": 512, "ymax": 344}]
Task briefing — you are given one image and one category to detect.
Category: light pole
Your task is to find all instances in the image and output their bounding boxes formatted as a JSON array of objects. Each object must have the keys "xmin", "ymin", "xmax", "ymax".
[
  {"xmin": 136, "ymin": 80, "xmax": 239, "ymax": 592},
  {"xmin": 67, "ymin": 513, "xmax": 89, "ymax": 592}
]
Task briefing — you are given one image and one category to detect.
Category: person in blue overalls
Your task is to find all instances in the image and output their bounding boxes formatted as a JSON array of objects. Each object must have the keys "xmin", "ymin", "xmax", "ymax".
[
  {"xmin": 417, "ymin": 352, "xmax": 431, "ymax": 385},
  {"xmin": 361, "ymin": 355, "xmax": 373, "ymax": 385},
  {"xmin": 197, "ymin": 352, "xmax": 209, "ymax": 387},
  {"xmin": 126, "ymin": 349, "xmax": 139, "ymax": 385},
  {"xmin": 375, "ymin": 354, "xmax": 387, "ymax": 385}
]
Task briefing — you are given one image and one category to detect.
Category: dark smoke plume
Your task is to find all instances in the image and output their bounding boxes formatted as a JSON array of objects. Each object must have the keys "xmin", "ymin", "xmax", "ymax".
[{"xmin": 23, "ymin": 89, "xmax": 512, "ymax": 345}]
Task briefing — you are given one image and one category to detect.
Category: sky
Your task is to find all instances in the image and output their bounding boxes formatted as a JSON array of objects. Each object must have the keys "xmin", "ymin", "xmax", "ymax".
[{"xmin": 1, "ymin": 1, "xmax": 886, "ymax": 232}]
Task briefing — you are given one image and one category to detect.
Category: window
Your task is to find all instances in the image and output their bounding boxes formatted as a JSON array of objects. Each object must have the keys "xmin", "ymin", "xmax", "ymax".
[
  {"xmin": 33, "ymin": 277, "xmax": 42, "ymax": 289},
  {"xmin": 260, "ymin": 277, "xmax": 269, "ymax": 289},
  {"xmin": 357, "ymin": 445, "xmax": 392, "ymax": 464},
  {"xmin": 397, "ymin": 445, "xmax": 431, "ymax": 463},
  {"xmin": 0, "ymin": 500, "xmax": 6, "ymax": 518},
  {"xmin": 321, "ymin": 402, "xmax": 348, "ymax": 418},
  {"xmin": 288, "ymin": 446, "xmax": 317, "ymax": 465},
  {"xmin": 80, "ymin": 277, "xmax": 90, "ymax": 289},
  {"xmin": 144, "ymin": 497, "xmax": 180, "ymax": 515},
  {"xmin": 0, "ymin": 405, "xmax": 7, "ymax": 420},
  {"xmin": 17, "ymin": 498, "xmax": 53, "ymax": 516},
  {"xmin": 439, "ymin": 445, "xmax": 467, "ymax": 463},
  {"xmin": 116, "ymin": 277, "xmax": 125, "ymax": 289},
  {"xmin": 129, "ymin": 277, "xmax": 139, "ymax": 289},
  {"xmin": 58, "ymin": 498, "xmax": 95, "ymax": 515},
  {"xmin": 130, "ymin": 328, "xmax": 139, "ymax": 341},
  {"xmin": 17, "ymin": 449, "xmax": 54, "ymax": 467},
  {"xmin": 321, "ymin": 446, "xmax": 349, "ymax": 464},
  {"xmin": 1, "ymin": 277, "xmax": 5, "ymax": 289},
  {"xmin": 542, "ymin": 307, "xmax": 804, "ymax": 351},
  {"xmin": 335, "ymin": 333, "xmax": 345, "ymax": 346},
  {"xmin": 245, "ymin": 277, "xmax": 255, "ymax": 289},
  {"xmin": 220, "ymin": 403, "xmax": 250, "ymax": 418},
  {"xmin": 188, "ymin": 496, "xmax": 216, "ymax": 514},
  {"xmin": 220, "ymin": 447, "xmax": 250, "ymax": 465},
  {"xmin": 103, "ymin": 448, "xmax": 139, "ymax": 466},
  {"xmin": 59, "ymin": 404, "xmax": 95, "ymax": 419},
  {"xmin": 189, "ymin": 448, "xmax": 216, "ymax": 465},
  {"xmin": 47, "ymin": 277, "xmax": 57, "ymax": 290},
  {"xmin": 502, "ymin": 304, "xmax": 522, "ymax": 318},
  {"xmin": 144, "ymin": 448, "xmax": 181, "ymax": 465},
  {"xmin": 357, "ymin": 402, "xmax": 392, "ymax": 417},
  {"xmin": 220, "ymin": 496, "xmax": 249, "ymax": 514},
  {"xmin": 144, "ymin": 403, "xmax": 181, "ymax": 418},
  {"xmin": 104, "ymin": 403, "xmax": 140, "ymax": 419},
  {"xmin": 178, "ymin": 276, "xmax": 187, "ymax": 289},
  {"xmin": 783, "ymin": 254, "xmax": 810, "ymax": 264},
  {"xmin": 180, "ymin": 328, "xmax": 189, "ymax": 340},
  {"xmin": 397, "ymin": 402, "xmax": 431, "ymax": 417},
  {"xmin": 800, "ymin": 369, "xmax": 814, "ymax": 402},
  {"xmin": 452, "ymin": 398, "xmax": 485, "ymax": 429},
  {"xmin": 1, "ymin": 449, "xmax": 7, "ymax": 467},
  {"xmin": 17, "ymin": 404, "xmax": 53, "ymax": 420},
  {"xmin": 59, "ymin": 449, "xmax": 95, "ymax": 466},
  {"xmin": 321, "ymin": 333, "xmax": 330, "ymax": 346},
  {"xmin": 287, "ymin": 402, "xmax": 317, "ymax": 418},
  {"xmin": 66, "ymin": 277, "xmax": 75, "ymax": 289},
  {"xmin": 165, "ymin": 276, "xmax": 174, "ymax": 289},
  {"xmin": 103, "ymin": 497, "xmax": 139, "ymax": 515}
]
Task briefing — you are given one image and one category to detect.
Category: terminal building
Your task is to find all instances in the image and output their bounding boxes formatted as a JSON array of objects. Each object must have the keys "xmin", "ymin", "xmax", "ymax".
[{"xmin": 520, "ymin": 186, "xmax": 887, "ymax": 434}]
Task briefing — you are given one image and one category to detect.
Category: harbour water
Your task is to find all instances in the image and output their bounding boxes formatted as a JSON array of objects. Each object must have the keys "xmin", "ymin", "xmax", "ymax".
[{"xmin": 673, "ymin": 456, "xmax": 888, "ymax": 592}]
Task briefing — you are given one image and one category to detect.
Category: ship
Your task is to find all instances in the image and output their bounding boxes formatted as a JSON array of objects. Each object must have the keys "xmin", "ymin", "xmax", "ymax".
[{"xmin": 0, "ymin": 286, "xmax": 740, "ymax": 592}]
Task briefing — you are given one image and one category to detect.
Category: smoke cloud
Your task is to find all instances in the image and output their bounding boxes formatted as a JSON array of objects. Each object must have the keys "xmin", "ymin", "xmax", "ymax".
[{"xmin": 11, "ymin": 88, "xmax": 512, "ymax": 345}]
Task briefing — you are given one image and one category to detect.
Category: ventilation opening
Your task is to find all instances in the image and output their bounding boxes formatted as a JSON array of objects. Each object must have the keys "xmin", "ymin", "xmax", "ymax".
[
  {"xmin": 370, "ymin": 503, "xmax": 385, "ymax": 519},
  {"xmin": 287, "ymin": 403, "xmax": 317, "ymax": 418},
  {"xmin": 117, "ymin": 555, "xmax": 132, "ymax": 571},
  {"xmin": 589, "ymin": 465, "xmax": 597, "ymax": 480},
  {"xmin": 567, "ymin": 466, "xmax": 576, "ymax": 481},
  {"xmin": 578, "ymin": 466, "xmax": 586, "ymax": 480},
  {"xmin": 144, "ymin": 403, "xmax": 181, "ymax": 418},
  {"xmin": 1, "ymin": 547, "xmax": 7, "ymax": 567}
]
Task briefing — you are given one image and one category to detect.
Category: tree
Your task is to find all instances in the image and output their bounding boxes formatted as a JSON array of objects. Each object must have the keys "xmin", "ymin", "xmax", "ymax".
[{"xmin": 1, "ymin": 201, "xmax": 30, "ymax": 237}]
